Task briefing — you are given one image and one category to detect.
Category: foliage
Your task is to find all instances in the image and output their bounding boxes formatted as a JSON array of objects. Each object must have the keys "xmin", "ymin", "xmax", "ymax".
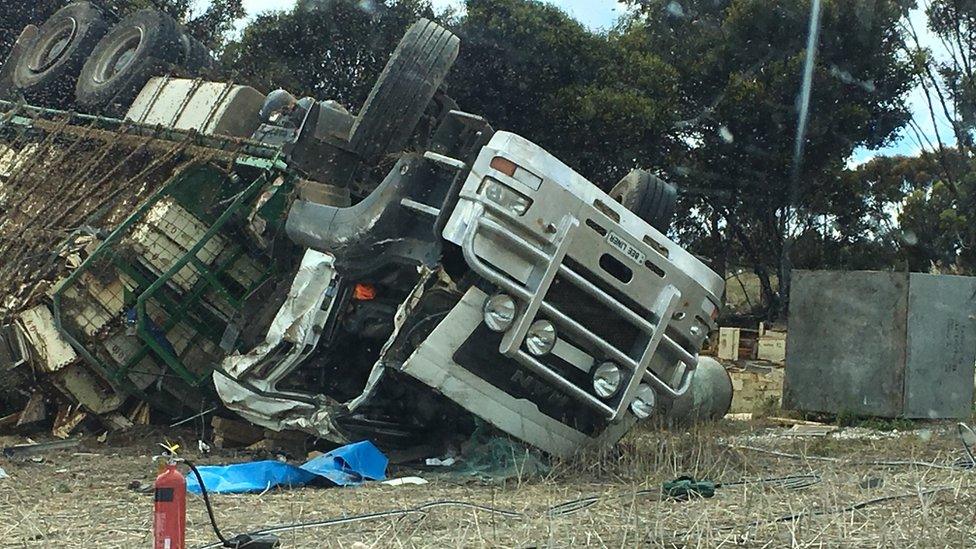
[
  {"xmin": 450, "ymin": 0, "xmax": 680, "ymax": 186},
  {"xmin": 222, "ymin": 0, "xmax": 434, "ymax": 105},
  {"xmin": 898, "ymin": 156, "xmax": 976, "ymax": 272},
  {"xmin": 883, "ymin": 1, "xmax": 976, "ymax": 275},
  {"xmin": 924, "ymin": 0, "xmax": 976, "ymax": 145},
  {"xmin": 624, "ymin": 0, "xmax": 915, "ymax": 317}
]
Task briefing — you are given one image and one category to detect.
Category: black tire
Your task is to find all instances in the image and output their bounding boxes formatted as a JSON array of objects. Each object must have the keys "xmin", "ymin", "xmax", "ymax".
[
  {"xmin": 348, "ymin": 19, "xmax": 460, "ymax": 164},
  {"xmin": 11, "ymin": 2, "xmax": 109, "ymax": 107},
  {"xmin": 75, "ymin": 9, "xmax": 185, "ymax": 115},
  {"xmin": 184, "ymin": 36, "xmax": 216, "ymax": 73},
  {"xmin": 609, "ymin": 169, "xmax": 678, "ymax": 233},
  {"xmin": 0, "ymin": 25, "xmax": 39, "ymax": 101}
]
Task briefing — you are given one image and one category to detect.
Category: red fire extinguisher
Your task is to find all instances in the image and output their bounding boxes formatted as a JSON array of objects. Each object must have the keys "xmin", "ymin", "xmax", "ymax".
[{"xmin": 153, "ymin": 461, "xmax": 187, "ymax": 549}]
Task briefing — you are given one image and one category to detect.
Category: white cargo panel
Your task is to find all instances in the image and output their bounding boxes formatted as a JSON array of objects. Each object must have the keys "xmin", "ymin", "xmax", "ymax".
[{"xmin": 126, "ymin": 78, "xmax": 266, "ymax": 138}]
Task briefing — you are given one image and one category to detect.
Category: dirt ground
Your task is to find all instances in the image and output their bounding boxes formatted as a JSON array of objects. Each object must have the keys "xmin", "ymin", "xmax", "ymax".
[{"xmin": 1, "ymin": 419, "xmax": 974, "ymax": 548}]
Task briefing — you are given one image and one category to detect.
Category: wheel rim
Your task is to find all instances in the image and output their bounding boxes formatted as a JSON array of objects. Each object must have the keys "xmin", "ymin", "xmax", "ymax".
[
  {"xmin": 94, "ymin": 27, "xmax": 143, "ymax": 83},
  {"xmin": 29, "ymin": 18, "xmax": 77, "ymax": 73}
]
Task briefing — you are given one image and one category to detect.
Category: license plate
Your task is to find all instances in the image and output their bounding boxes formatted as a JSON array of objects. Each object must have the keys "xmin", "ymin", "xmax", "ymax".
[{"xmin": 606, "ymin": 231, "xmax": 646, "ymax": 264}]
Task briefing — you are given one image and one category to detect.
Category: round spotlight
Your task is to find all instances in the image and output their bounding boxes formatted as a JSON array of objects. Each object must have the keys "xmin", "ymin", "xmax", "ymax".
[
  {"xmin": 483, "ymin": 294, "xmax": 517, "ymax": 332},
  {"xmin": 525, "ymin": 320, "xmax": 556, "ymax": 356},
  {"xmin": 592, "ymin": 362, "xmax": 622, "ymax": 398},
  {"xmin": 630, "ymin": 384, "xmax": 657, "ymax": 419}
]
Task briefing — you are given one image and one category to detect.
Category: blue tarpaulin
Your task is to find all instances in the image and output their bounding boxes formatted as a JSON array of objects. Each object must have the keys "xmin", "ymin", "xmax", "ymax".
[{"xmin": 186, "ymin": 440, "xmax": 388, "ymax": 494}]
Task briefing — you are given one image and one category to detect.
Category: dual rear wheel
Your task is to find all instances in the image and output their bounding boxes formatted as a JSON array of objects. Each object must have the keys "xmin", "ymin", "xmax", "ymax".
[{"xmin": 10, "ymin": 2, "xmax": 215, "ymax": 115}]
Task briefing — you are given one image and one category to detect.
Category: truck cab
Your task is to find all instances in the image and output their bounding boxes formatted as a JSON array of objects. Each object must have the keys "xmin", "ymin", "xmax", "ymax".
[{"xmin": 215, "ymin": 120, "xmax": 728, "ymax": 457}]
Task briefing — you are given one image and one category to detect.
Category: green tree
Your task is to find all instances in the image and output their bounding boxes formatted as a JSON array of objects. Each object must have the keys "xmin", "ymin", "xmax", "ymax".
[
  {"xmin": 625, "ymin": 0, "xmax": 915, "ymax": 318},
  {"xmin": 449, "ymin": 0, "xmax": 680, "ymax": 186},
  {"xmin": 923, "ymin": 0, "xmax": 976, "ymax": 147},
  {"xmin": 222, "ymin": 0, "xmax": 435, "ymax": 103},
  {"xmin": 891, "ymin": 1, "xmax": 976, "ymax": 274},
  {"xmin": 851, "ymin": 148, "xmax": 976, "ymax": 274}
]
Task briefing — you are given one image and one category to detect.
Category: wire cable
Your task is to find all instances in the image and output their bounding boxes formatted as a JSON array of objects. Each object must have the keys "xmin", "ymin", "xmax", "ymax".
[
  {"xmin": 190, "ymin": 472, "xmax": 822, "ymax": 548},
  {"xmin": 190, "ymin": 430, "xmax": 974, "ymax": 549},
  {"xmin": 544, "ymin": 473, "xmax": 821, "ymax": 519},
  {"xmin": 184, "ymin": 460, "xmax": 231, "ymax": 547},
  {"xmin": 694, "ymin": 486, "xmax": 950, "ymax": 536},
  {"xmin": 192, "ymin": 501, "xmax": 524, "ymax": 549},
  {"xmin": 958, "ymin": 423, "xmax": 976, "ymax": 468},
  {"xmin": 728, "ymin": 444, "xmax": 967, "ymax": 471}
]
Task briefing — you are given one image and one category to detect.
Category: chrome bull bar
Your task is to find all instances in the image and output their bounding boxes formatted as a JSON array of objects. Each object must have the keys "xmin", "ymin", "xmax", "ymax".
[{"xmin": 459, "ymin": 200, "xmax": 698, "ymax": 422}]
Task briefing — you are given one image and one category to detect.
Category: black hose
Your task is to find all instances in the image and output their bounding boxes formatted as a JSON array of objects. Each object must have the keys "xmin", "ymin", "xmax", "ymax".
[{"xmin": 184, "ymin": 460, "xmax": 231, "ymax": 547}]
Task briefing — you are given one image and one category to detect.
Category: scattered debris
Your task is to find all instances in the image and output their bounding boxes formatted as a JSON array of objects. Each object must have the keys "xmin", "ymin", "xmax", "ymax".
[
  {"xmin": 859, "ymin": 477, "xmax": 884, "ymax": 490},
  {"xmin": 768, "ymin": 416, "xmax": 825, "ymax": 426},
  {"xmin": 787, "ymin": 424, "xmax": 839, "ymax": 437},
  {"xmin": 211, "ymin": 416, "xmax": 265, "ymax": 449},
  {"xmin": 128, "ymin": 479, "xmax": 153, "ymax": 493},
  {"xmin": 52, "ymin": 405, "xmax": 87, "ymax": 439},
  {"xmin": 663, "ymin": 476, "xmax": 717, "ymax": 501},
  {"xmin": 382, "ymin": 476, "xmax": 429, "ymax": 486},
  {"xmin": 16, "ymin": 392, "xmax": 47, "ymax": 427},
  {"xmin": 0, "ymin": 466, "xmax": 8, "ymax": 480},
  {"xmin": 432, "ymin": 435, "xmax": 550, "ymax": 483},
  {"xmin": 170, "ymin": 407, "xmax": 218, "ymax": 428},
  {"xmin": 1, "ymin": 438, "xmax": 81, "ymax": 459},
  {"xmin": 246, "ymin": 430, "xmax": 308, "ymax": 458},
  {"xmin": 727, "ymin": 365, "xmax": 784, "ymax": 415}
]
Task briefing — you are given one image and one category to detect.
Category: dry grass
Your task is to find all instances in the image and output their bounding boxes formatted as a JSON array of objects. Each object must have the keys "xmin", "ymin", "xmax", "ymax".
[{"xmin": 1, "ymin": 420, "xmax": 974, "ymax": 548}]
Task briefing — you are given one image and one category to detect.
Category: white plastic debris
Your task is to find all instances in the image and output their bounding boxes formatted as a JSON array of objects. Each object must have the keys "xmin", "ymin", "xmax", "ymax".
[
  {"xmin": 425, "ymin": 457, "xmax": 456, "ymax": 467},
  {"xmin": 382, "ymin": 476, "xmax": 428, "ymax": 486}
]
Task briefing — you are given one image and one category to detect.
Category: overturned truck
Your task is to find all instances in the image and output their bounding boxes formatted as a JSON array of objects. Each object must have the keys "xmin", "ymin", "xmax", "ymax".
[{"xmin": 0, "ymin": 5, "xmax": 731, "ymax": 457}]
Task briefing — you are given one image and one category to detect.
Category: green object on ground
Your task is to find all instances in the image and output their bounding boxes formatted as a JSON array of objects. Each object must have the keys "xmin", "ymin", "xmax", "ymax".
[{"xmin": 662, "ymin": 476, "xmax": 717, "ymax": 500}]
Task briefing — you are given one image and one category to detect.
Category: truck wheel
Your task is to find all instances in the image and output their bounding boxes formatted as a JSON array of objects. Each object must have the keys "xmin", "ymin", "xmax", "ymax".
[
  {"xmin": 75, "ymin": 9, "xmax": 185, "ymax": 115},
  {"xmin": 11, "ymin": 2, "xmax": 109, "ymax": 106},
  {"xmin": 348, "ymin": 19, "xmax": 460, "ymax": 165},
  {"xmin": 609, "ymin": 169, "xmax": 678, "ymax": 233},
  {"xmin": 184, "ymin": 36, "xmax": 216, "ymax": 73}
]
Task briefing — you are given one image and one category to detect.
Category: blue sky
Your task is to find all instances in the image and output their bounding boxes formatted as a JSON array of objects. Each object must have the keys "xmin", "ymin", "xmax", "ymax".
[{"xmin": 218, "ymin": 0, "xmax": 948, "ymax": 164}]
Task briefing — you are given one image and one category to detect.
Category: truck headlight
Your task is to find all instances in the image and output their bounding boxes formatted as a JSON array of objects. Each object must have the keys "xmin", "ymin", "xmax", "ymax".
[
  {"xmin": 525, "ymin": 320, "xmax": 556, "ymax": 356},
  {"xmin": 480, "ymin": 177, "xmax": 531, "ymax": 216},
  {"xmin": 630, "ymin": 384, "xmax": 657, "ymax": 419},
  {"xmin": 483, "ymin": 294, "xmax": 516, "ymax": 332},
  {"xmin": 592, "ymin": 362, "xmax": 622, "ymax": 398}
]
